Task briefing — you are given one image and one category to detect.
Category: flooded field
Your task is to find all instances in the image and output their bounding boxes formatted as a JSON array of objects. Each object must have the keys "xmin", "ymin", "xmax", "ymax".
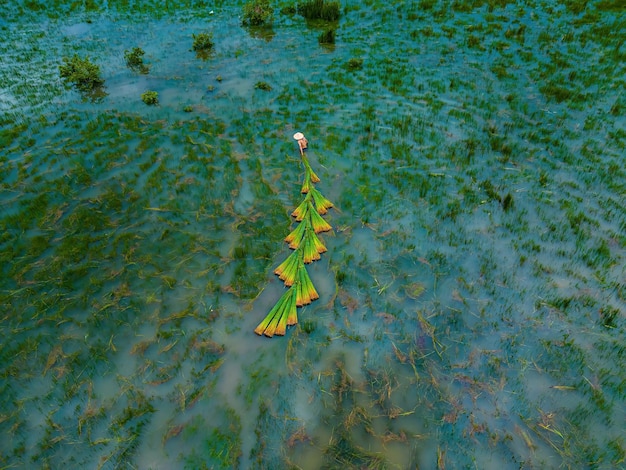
[{"xmin": 1, "ymin": 0, "xmax": 624, "ymax": 468}]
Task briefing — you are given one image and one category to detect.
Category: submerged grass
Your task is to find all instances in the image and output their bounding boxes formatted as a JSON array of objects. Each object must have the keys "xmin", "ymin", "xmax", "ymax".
[{"xmin": 1, "ymin": 0, "xmax": 625, "ymax": 468}]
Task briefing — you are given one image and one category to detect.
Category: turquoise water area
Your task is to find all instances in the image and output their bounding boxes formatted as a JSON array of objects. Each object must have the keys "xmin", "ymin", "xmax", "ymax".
[{"xmin": 1, "ymin": 0, "xmax": 625, "ymax": 468}]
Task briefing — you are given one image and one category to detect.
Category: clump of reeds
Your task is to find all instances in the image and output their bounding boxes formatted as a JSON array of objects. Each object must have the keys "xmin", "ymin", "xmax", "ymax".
[
  {"xmin": 346, "ymin": 57, "xmax": 363, "ymax": 70},
  {"xmin": 242, "ymin": 0, "xmax": 274, "ymax": 26},
  {"xmin": 297, "ymin": 0, "xmax": 341, "ymax": 21},
  {"xmin": 192, "ymin": 32, "xmax": 214, "ymax": 52},
  {"xmin": 59, "ymin": 55, "xmax": 105, "ymax": 92},
  {"xmin": 254, "ymin": 143, "xmax": 333, "ymax": 337},
  {"xmin": 192, "ymin": 32, "xmax": 214, "ymax": 60},
  {"xmin": 141, "ymin": 91, "xmax": 159, "ymax": 105}
]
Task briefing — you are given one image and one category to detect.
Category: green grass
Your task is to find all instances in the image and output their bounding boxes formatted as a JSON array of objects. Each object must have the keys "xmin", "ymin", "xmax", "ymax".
[
  {"xmin": 297, "ymin": 0, "xmax": 341, "ymax": 21},
  {"xmin": 140, "ymin": 90, "xmax": 159, "ymax": 105},
  {"xmin": 242, "ymin": 0, "xmax": 273, "ymax": 26}
]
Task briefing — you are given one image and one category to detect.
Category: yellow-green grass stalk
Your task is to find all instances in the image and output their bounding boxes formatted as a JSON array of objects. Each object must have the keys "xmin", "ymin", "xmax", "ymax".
[
  {"xmin": 296, "ymin": 261, "xmax": 319, "ymax": 306},
  {"xmin": 308, "ymin": 206, "xmax": 332, "ymax": 233},
  {"xmin": 284, "ymin": 219, "xmax": 308, "ymax": 249},
  {"xmin": 302, "ymin": 228, "xmax": 322, "ymax": 264},
  {"xmin": 254, "ymin": 286, "xmax": 297, "ymax": 337},
  {"xmin": 309, "ymin": 229, "xmax": 327, "ymax": 254},
  {"xmin": 302, "ymin": 154, "xmax": 321, "ymax": 183},
  {"xmin": 291, "ymin": 194, "xmax": 311, "ymax": 220},
  {"xmin": 309, "ymin": 186, "xmax": 334, "ymax": 214},
  {"xmin": 274, "ymin": 249, "xmax": 301, "ymax": 286},
  {"xmin": 287, "ymin": 286, "xmax": 299, "ymax": 326},
  {"xmin": 295, "ymin": 277, "xmax": 304, "ymax": 308},
  {"xmin": 274, "ymin": 285, "xmax": 297, "ymax": 335},
  {"xmin": 301, "ymin": 172, "xmax": 313, "ymax": 194},
  {"xmin": 302, "ymin": 226, "xmax": 326, "ymax": 255}
]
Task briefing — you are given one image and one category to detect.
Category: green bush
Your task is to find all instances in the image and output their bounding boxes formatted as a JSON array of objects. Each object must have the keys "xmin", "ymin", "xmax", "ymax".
[
  {"xmin": 141, "ymin": 90, "xmax": 159, "ymax": 105},
  {"xmin": 254, "ymin": 81, "xmax": 272, "ymax": 91},
  {"xmin": 347, "ymin": 57, "xmax": 363, "ymax": 70},
  {"xmin": 124, "ymin": 47, "xmax": 149, "ymax": 73},
  {"xmin": 59, "ymin": 55, "xmax": 104, "ymax": 92},
  {"xmin": 192, "ymin": 32, "xmax": 214, "ymax": 51},
  {"xmin": 124, "ymin": 47, "xmax": 145, "ymax": 67},
  {"xmin": 297, "ymin": 0, "xmax": 341, "ymax": 21},
  {"xmin": 242, "ymin": 0, "xmax": 274, "ymax": 26}
]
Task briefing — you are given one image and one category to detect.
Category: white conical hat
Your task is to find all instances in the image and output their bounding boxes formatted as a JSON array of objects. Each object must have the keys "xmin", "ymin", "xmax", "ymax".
[{"xmin": 293, "ymin": 132, "xmax": 304, "ymax": 140}]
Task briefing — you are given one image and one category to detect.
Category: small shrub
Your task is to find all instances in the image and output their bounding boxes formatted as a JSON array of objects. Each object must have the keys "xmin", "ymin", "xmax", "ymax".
[
  {"xmin": 254, "ymin": 81, "xmax": 272, "ymax": 91},
  {"xmin": 59, "ymin": 55, "xmax": 104, "ymax": 92},
  {"xmin": 242, "ymin": 0, "xmax": 274, "ymax": 26},
  {"xmin": 124, "ymin": 47, "xmax": 145, "ymax": 67},
  {"xmin": 141, "ymin": 90, "xmax": 159, "ymax": 105},
  {"xmin": 124, "ymin": 47, "xmax": 149, "ymax": 73},
  {"xmin": 192, "ymin": 32, "xmax": 214, "ymax": 52},
  {"xmin": 347, "ymin": 57, "xmax": 363, "ymax": 70},
  {"xmin": 318, "ymin": 28, "xmax": 336, "ymax": 44},
  {"xmin": 298, "ymin": 0, "xmax": 341, "ymax": 21}
]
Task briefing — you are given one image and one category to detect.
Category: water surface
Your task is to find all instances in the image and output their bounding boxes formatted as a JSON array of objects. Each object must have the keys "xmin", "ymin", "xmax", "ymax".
[{"xmin": 1, "ymin": 1, "xmax": 625, "ymax": 468}]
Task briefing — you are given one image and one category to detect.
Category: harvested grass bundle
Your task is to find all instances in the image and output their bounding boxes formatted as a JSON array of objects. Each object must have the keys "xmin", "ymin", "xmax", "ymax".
[{"xmin": 255, "ymin": 134, "xmax": 334, "ymax": 337}]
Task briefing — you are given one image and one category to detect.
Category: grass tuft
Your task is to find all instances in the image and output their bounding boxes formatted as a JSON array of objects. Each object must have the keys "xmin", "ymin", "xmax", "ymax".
[{"xmin": 298, "ymin": 0, "xmax": 341, "ymax": 21}]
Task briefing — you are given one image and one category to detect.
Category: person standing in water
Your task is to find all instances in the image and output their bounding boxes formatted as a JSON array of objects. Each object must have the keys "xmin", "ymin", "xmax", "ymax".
[{"xmin": 293, "ymin": 132, "xmax": 308, "ymax": 156}]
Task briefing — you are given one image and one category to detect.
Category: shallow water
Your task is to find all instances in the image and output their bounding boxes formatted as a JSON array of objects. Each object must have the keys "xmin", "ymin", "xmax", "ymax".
[{"xmin": 1, "ymin": 0, "xmax": 625, "ymax": 469}]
